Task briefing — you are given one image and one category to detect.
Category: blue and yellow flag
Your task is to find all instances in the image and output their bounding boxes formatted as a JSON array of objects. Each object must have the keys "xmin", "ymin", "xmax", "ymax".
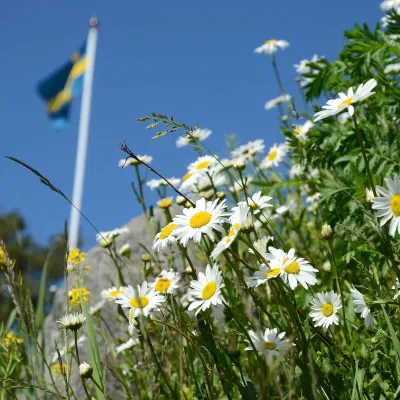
[{"xmin": 37, "ymin": 42, "xmax": 87, "ymax": 129}]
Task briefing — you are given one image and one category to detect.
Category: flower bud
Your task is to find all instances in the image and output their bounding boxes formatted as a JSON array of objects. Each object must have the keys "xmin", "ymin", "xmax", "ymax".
[
  {"xmin": 216, "ymin": 191, "xmax": 226, "ymax": 199},
  {"xmin": 366, "ymin": 188, "xmax": 374, "ymax": 203},
  {"xmin": 141, "ymin": 254, "xmax": 151, "ymax": 262},
  {"xmin": 176, "ymin": 196, "xmax": 186, "ymax": 206},
  {"xmin": 185, "ymin": 266, "xmax": 193, "ymax": 273},
  {"xmin": 119, "ymin": 243, "xmax": 131, "ymax": 258},
  {"xmin": 184, "ymin": 201, "xmax": 193, "ymax": 208},
  {"xmin": 157, "ymin": 197, "xmax": 173, "ymax": 209},
  {"xmin": 99, "ymin": 237, "xmax": 113, "ymax": 248},
  {"xmin": 321, "ymin": 224, "xmax": 333, "ymax": 239},
  {"xmin": 233, "ymin": 159, "xmax": 246, "ymax": 171},
  {"xmin": 281, "ymin": 115, "xmax": 289, "ymax": 122},
  {"xmin": 200, "ymin": 190, "xmax": 214, "ymax": 200},
  {"xmin": 79, "ymin": 362, "xmax": 93, "ymax": 379}
]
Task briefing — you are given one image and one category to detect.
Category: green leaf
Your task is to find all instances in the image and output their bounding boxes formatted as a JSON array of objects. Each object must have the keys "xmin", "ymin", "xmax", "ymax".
[
  {"xmin": 81, "ymin": 301, "xmax": 104, "ymax": 400},
  {"xmin": 381, "ymin": 305, "xmax": 400, "ymax": 363}
]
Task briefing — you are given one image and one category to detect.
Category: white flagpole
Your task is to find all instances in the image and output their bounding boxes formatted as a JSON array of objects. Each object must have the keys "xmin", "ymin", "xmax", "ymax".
[{"xmin": 68, "ymin": 17, "xmax": 98, "ymax": 250}]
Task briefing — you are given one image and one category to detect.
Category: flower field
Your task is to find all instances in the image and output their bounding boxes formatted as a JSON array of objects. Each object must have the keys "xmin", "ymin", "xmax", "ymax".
[{"xmin": 2, "ymin": 3, "xmax": 400, "ymax": 399}]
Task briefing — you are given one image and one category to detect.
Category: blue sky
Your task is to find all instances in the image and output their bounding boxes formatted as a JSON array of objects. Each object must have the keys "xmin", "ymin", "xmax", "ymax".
[{"xmin": 1, "ymin": 0, "xmax": 380, "ymax": 249}]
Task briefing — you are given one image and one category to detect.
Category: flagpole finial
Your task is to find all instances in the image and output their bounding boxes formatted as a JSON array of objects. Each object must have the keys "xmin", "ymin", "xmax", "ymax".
[{"xmin": 89, "ymin": 17, "xmax": 98, "ymax": 28}]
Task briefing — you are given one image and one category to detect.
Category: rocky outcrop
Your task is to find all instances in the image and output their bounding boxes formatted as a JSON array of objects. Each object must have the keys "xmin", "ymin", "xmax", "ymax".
[{"xmin": 44, "ymin": 206, "xmax": 185, "ymax": 398}]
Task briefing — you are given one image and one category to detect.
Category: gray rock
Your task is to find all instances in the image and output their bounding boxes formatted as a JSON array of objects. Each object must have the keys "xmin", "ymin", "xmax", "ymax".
[{"xmin": 44, "ymin": 206, "xmax": 188, "ymax": 399}]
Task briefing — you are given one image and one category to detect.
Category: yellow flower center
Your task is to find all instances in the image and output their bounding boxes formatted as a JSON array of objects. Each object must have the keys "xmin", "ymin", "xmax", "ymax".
[
  {"xmin": 227, "ymin": 223, "xmax": 240, "ymax": 238},
  {"xmin": 109, "ymin": 289, "xmax": 124, "ymax": 298},
  {"xmin": 267, "ymin": 149, "xmax": 278, "ymax": 161},
  {"xmin": 250, "ymin": 202, "xmax": 258, "ymax": 209},
  {"xmin": 202, "ymin": 282, "xmax": 217, "ymax": 300},
  {"xmin": 160, "ymin": 223, "xmax": 176, "ymax": 239},
  {"xmin": 154, "ymin": 278, "xmax": 171, "ymax": 293},
  {"xmin": 158, "ymin": 197, "xmax": 172, "ymax": 208},
  {"xmin": 190, "ymin": 211, "xmax": 212, "ymax": 228},
  {"xmin": 322, "ymin": 303, "xmax": 334, "ymax": 317},
  {"xmin": 284, "ymin": 260, "xmax": 300, "ymax": 274},
  {"xmin": 130, "ymin": 296, "xmax": 149, "ymax": 309},
  {"xmin": 294, "ymin": 127, "xmax": 301, "ymax": 136},
  {"xmin": 263, "ymin": 341, "xmax": 277, "ymax": 350},
  {"xmin": 338, "ymin": 97, "xmax": 352, "ymax": 109},
  {"xmin": 196, "ymin": 161, "xmax": 211, "ymax": 170},
  {"xmin": 265, "ymin": 39, "xmax": 277, "ymax": 45},
  {"xmin": 183, "ymin": 172, "xmax": 193, "ymax": 182},
  {"xmin": 391, "ymin": 194, "xmax": 400, "ymax": 216},
  {"xmin": 264, "ymin": 268, "xmax": 281, "ymax": 279}
]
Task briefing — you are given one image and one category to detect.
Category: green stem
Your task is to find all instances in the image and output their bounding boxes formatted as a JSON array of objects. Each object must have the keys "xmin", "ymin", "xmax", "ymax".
[
  {"xmin": 327, "ymin": 241, "xmax": 350, "ymax": 343},
  {"xmin": 146, "ymin": 331, "xmax": 175, "ymax": 397},
  {"xmin": 351, "ymin": 114, "xmax": 376, "ymax": 196},
  {"xmin": 74, "ymin": 332, "xmax": 92, "ymax": 400}
]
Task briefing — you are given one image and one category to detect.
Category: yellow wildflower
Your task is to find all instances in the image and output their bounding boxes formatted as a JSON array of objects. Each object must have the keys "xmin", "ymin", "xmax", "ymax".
[
  {"xmin": 67, "ymin": 248, "xmax": 86, "ymax": 266},
  {"xmin": 51, "ymin": 363, "xmax": 67, "ymax": 375},
  {"xmin": 69, "ymin": 287, "xmax": 91, "ymax": 306},
  {"xmin": 0, "ymin": 247, "xmax": 5, "ymax": 264},
  {"xmin": 3, "ymin": 332, "xmax": 24, "ymax": 347},
  {"xmin": 157, "ymin": 197, "xmax": 173, "ymax": 209}
]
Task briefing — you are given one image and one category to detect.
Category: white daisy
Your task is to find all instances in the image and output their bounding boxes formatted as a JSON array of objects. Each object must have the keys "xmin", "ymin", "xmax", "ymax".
[
  {"xmin": 309, "ymin": 291, "xmax": 342, "ymax": 329},
  {"xmin": 245, "ymin": 328, "xmax": 292, "ymax": 357},
  {"xmin": 188, "ymin": 156, "xmax": 217, "ymax": 175},
  {"xmin": 176, "ymin": 128, "xmax": 212, "ymax": 147},
  {"xmin": 188, "ymin": 264, "xmax": 225, "ymax": 315},
  {"xmin": 350, "ymin": 286, "xmax": 374, "ymax": 329},
  {"xmin": 264, "ymin": 94, "xmax": 292, "ymax": 111},
  {"xmin": 384, "ymin": 62, "xmax": 400, "ymax": 74},
  {"xmin": 101, "ymin": 286, "xmax": 126, "ymax": 302},
  {"xmin": 173, "ymin": 198, "xmax": 230, "ymax": 246},
  {"xmin": 116, "ymin": 337, "xmax": 140, "ymax": 354},
  {"xmin": 153, "ymin": 222, "xmax": 177, "ymax": 252},
  {"xmin": 294, "ymin": 54, "xmax": 322, "ymax": 75},
  {"xmin": 230, "ymin": 139, "xmax": 265, "ymax": 161},
  {"xmin": 152, "ymin": 270, "xmax": 180, "ymax": 294},
  {"xmin": 248, "ymin": 262, "xmax": 282, "ymax": 288},
  {"xmin": 211, "ymin": 202, "xmax": 250, "ymax": 259},
  {"xmin": 371, "ymin": 174, "xmax": 400, "ymax": 236},
  {"xmin": 96, "ymin": 227, "xmax": 129, "ymax": 247},
  {"xmin": 57, "ymin": 313, "xmax": 86, "ymax": 331},
  {"xmin": 293, "ymin": 120, "xmax": 314, "ymax": 141},
  {"xmin": 118, "ymin": 155, "xmax": 153, "ymax": 167},
  {"xmin": 115, "ymin": 282, "xmax": 165, "ymax": 318},
  {"xmin": 264, "ymin": 247, "xmax": 318, "ymax": 290},
  {"xmin": 260, "ymin": 144, "xmax": 288, "ymax": 169},
  {"xmin": 254, "ymin": 39, "xmax": 289, "ymax": 55},
  {"xmin": 247, "ymin": 191, "xmax": 273, "ymax": 214},
  {"xmin": 248, "ymin": 236, "xmax": 274, "ymax": 256},
  {"xmin": 381, "ymin": 0, "xmax": 400, "ymax": 13},
  {"xmin": 146, "ymin": 178, "xmax": 181, "ymax": 190},
  {"xmin": 314, "ymin": 78, "xmax": 377, "ymax": 121}
]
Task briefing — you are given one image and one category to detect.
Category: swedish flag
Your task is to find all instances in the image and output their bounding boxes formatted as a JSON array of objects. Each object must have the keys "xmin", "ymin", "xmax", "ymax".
[{"xmin": 37, "ymin": 42, "xmax": 87, "ymax": 129}]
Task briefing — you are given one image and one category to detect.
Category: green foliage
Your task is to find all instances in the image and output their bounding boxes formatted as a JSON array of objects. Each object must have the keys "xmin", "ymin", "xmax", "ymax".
[{"xmin": 4, "ymin": 8, "xmax": 400, "ymax": 400}]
